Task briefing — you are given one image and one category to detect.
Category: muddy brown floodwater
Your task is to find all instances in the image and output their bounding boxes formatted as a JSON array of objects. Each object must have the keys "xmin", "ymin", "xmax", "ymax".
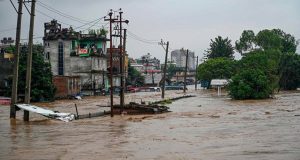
[{"xmin": 1, "ymin": 88, "xmax": 300, "ymax": 160}]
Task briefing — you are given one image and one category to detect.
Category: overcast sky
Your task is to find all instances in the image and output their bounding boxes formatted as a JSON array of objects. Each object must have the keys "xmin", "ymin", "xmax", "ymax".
[{"xmin": 1, "ymin": 0, "xmax": 299, "ymax": 61}]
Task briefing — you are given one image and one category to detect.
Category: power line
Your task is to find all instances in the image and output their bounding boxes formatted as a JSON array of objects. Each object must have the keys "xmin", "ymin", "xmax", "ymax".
[
  {"xmin": 74, "ymin": 16, "xmax": 107, "ymax": 30},
  {"xmin": 36, "ymin": 9, "xmax": 74, "ymax": 26},
  {"xmin": 127, "ymin": 30, "xmax": 160, "ymax": 42},
  {"xmin": 127, "ymin": 34, "xmax": 159, "ymax": 45},
  {"xmin": 36, "ymin": 1, "xmax": 89, "ymax": 24},
  {"xmin": 0, "ymin": 28, "xmax": 16, "ymax": 33}
]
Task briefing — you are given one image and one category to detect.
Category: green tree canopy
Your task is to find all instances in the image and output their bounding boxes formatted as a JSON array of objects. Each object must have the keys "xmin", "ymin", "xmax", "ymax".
[
  {"xmin": 166, "ymin": 63, "xmax": 177, "ymax": 80},
  {"xmin": 279, "ymin": 53, "xmax": 300, "ymax": 90},
  {"xmin": 228, "ymin": 49, "xmax": 281, "ymax": 99},
  {"xmin": 206, "ymin": 36, "xmax": 234, "ymax": 59},
  {"xmin": 6, "ymin": 44, "xmax": 56, "ymax": 101},
  {"xmin": 235, "ymin": 30, "xmax": 256, "ymax": 55},
  {"xmin": 255, "ymin": 29, "xmax": 282, "ymax": 51},
  {"xmin": 197, "ymin": 58, "xmax": 236, "ymax": 81},
  {"xmin": 126, "ymin": 62, "xmax": 144, "ymax": 86},
  {"xmin": 228, "ymin": 69, "xmax": 273, "ymax": 99},
  {"xmin": 235, "ymin": 29, "xmax": 299, "ymax": 56}
]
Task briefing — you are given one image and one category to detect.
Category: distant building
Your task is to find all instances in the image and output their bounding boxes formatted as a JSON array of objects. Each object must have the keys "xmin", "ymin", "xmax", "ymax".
[
  {"xmin": 131, "ymin": 53, "xmax": 162, "ymax": 86},
  {"xmin": 1, "ymin": 37, "xmax": 14, "ymax": 45},
  {"xmin": 43, "ymin": 19, "xmax": 109, "ymax": 96},
  {"xmin": 107, "ymin": 47, "xmax": 129, "ymax": 86},
  {"xmin": 169, "ymin": 49, "xmax": 197, "ymax": 83},
  {"xmin": 0, "ymin": 40, "xmax": 15, "ymax": 96},
  {"xmin": 171, "ymin": 49, "xmax": 195, "ymax": 70}
]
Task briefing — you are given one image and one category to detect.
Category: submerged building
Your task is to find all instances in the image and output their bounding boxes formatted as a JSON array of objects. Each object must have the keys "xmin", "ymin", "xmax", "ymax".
[{"xmin": 43, "ymin": 20, "xmax": 109, "ymax": 97}]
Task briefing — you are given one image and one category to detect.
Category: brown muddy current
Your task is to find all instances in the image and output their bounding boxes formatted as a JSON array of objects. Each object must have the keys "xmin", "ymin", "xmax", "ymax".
[{"xmin": 1, "ymin": 89, "xmax": 300, "ymax": 160}]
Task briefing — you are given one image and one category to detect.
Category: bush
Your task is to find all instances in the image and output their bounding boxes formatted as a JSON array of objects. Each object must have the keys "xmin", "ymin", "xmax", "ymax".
[{"xmin": 229, "ymin": 69, "xmax": 273, "ymax": 99}]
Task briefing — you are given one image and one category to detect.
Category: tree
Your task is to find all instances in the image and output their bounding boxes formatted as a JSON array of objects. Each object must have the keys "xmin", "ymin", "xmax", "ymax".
[
  {"xmin": 279, "ymin": 53, "xmax": 300, "ymax": 90},
  {"xmin": 235, "ymin": 30, "xmax": 256, "ymax": 55},
  {"xmin": 197, "ymin": 58, "xmax": 236, "ymax": 82},
  {"xmin": 206, "ymin": 36, "xmax": 234, "ymax": 59},
  {"xmin": 6, "ymin": 44, "xmax": 56, "ymax": 101},
  {"xmin": 228, "ymin": 49, "xmax": 281, "ymax": 99},
  {"xmin": 272, "ymin": 29, "xmax": 298, "ymax": 53},
  {"xmin": 228, "ymin": 69, "xmax": 273, "ymax": 99},
  {"xmin": 126, "ymin": 62, "xmax": 144, "ymax": 86},
  {"xmin": 255, "ymin": 29, "xmax": 282, "ymax": 51},
  {"xmin": 236, "ymin": 29, "xmax": 299, "ymax": 56},
  {"xmin": 166, "ymin": 63, "xmax": 177, "ymax": 81}
]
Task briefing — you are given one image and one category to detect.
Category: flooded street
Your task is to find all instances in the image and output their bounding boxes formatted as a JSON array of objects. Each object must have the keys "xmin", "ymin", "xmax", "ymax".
[{"xmin": 1, "ymin": 89, "xmax": 300, "ymax": 160}]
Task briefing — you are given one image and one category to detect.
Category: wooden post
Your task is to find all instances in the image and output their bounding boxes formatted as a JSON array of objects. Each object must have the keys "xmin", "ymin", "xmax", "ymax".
[{"xmin": 74, "ymin": 103, "xmax": 79, "ymax": 118}]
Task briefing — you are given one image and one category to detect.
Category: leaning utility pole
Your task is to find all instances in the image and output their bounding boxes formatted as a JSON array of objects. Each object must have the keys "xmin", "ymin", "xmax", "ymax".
[
  {"xmin": 195, "ymin": 56, "xmax": 199, "ymax": 90},
  {"xmin": 10, "ymin": 0, "xmax": 23, "ymax": 119},
  {"xmin": 24, "ymin": 0, "xmax": 36, "ymax": 121},
  {"xmin": 104, "ymin": 10, "xmax": 116, "ymax": 117},
  {"xmin": 184, "ymin": 49, "xmax": 189, "ymax": 93},
  {"xmin": 160, "ymin": 40, "xmax": 169, "ymax": 99}
]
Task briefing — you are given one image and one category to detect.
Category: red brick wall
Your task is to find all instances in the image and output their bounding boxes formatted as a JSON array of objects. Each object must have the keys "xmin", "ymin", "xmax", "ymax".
[{"xmin": 53, "ymin": 76, "xmax": 80, "ymax": 98}]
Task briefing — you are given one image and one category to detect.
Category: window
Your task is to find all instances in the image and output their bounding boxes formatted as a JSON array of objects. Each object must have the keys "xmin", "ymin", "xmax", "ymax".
[
  {"xmin": 45, "ymin": 52, "xmax": 50, "ymax": 60},
  {"xmin": 58, "ymin": 42, "xmax": 64, "ymax": 75}
]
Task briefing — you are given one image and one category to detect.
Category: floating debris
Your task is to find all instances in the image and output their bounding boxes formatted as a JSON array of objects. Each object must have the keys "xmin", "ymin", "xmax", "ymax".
[{"xmin": 15, "ymin": 104, "xmax": 75, "ymax": 122}]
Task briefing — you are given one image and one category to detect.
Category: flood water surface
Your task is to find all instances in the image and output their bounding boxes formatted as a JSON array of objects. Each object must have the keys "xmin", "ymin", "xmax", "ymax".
[{"xmin": 1, "ymin": 90, "xmax": 300, "ymax": 160}]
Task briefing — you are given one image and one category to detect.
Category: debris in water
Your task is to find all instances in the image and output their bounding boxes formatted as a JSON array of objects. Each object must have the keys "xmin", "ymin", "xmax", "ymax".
[
  {"xmin": 209, "ymin": 115, "xmax": 220, "ymax": 118},
  {"xmin": 15, "ymin": 104, "xmax": 75, "ymax": 122}
]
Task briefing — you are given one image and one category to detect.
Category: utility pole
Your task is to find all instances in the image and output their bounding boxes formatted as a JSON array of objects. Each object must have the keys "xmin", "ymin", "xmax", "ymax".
[
  {"xmin": 184, "ymin": 49, "xmax": 189, "ymax": 93},
  {"xmin": 195, "ymin": 56, "xmax": 198, "ymax": 90},
  {"xmin": 104, "ymin": 10, "xmax": 116, "ymax": 117},
  {"xmin": 10, "ymin": 0, "xmax": 23, "ymax": 119},
  {"xmin": 115, "ymin": 9, "xmax": 128, "ymax": 112},
  {"xmin": 119, "ymin": 10, "xmax": 123, "ymax": 112},
  {"xmin": 159, "ymin": 40, "xmax": 169, "ymax": 99},
  {"xmin": 23, "ymin": 0, "xmax": 36, "ymax": 121},
  {"xmin": 122, "ymin": 29, "xmax": 127, "ymax": 106}
]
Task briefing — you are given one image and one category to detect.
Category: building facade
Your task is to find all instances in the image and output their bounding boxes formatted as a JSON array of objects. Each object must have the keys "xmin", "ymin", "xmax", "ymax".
[
  {"xmin": 43, "ymin": 20, "xmax": 108, "ymax": 96},
  {"xmin": 0, "ymin": 38, "xmax": 14, "ymax": 96},
  {"xmin": 171, "ymin": 49, "xmax": 195, "ymax": 71}
]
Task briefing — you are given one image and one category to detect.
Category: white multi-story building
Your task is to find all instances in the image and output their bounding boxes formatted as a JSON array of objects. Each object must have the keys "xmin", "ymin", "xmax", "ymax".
[{"xmin": 171, "ymin": 49, "xmax": 195, "ymax": 70}]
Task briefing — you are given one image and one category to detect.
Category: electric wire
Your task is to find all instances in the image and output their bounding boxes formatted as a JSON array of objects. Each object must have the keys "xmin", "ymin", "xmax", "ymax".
[
  {"xmin": 0, "ymin": 28, "xmax": 16, "ymax": 33},
  {"xmin": 127, "ymin": 30, "xmax": 160, "ymax": 42},
  {"xmin": 36, "ymin": 1, "xmax": 89, "ymax": 24},
  {"xmin": 36, "ymin": 9, "xmax": 74, "ymax": 26}
]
